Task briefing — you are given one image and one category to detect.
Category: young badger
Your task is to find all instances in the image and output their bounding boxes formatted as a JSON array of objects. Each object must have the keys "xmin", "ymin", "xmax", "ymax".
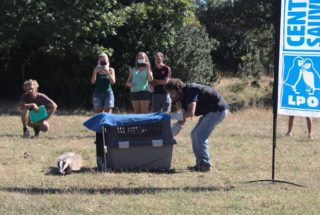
[{"xmin": 57, "ymin": 152, "xmax": 83, "ymax": 175}]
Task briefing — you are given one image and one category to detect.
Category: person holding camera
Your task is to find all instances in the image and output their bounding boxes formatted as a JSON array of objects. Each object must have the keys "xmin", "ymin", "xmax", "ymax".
[
  {"xmin": 91, "ymin": 53, "xmax": 116, "ymax": 113},
  {"xmin": 126, "ymin": 52, "xmax": 153, "ymax": 113},
  {"xmin": 20, "ymin": 79, "xmax": 57, "ymax": 138},
  {"xmin": 165, "ymin": 78, "xmax": 228, "ymax": 172}
]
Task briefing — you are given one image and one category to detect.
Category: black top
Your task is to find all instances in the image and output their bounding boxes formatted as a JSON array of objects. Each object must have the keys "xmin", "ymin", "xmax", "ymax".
[
  {"xmin": 152, "ymin": 64, "xmax": 171, "ymax": 94},
  {"xmin": 21, "ymin": 93, "xmax": 51, "ymax": 107},
  {"xmin": 181, "ymin": 83, "xmax": 229, "ymax": 116}
]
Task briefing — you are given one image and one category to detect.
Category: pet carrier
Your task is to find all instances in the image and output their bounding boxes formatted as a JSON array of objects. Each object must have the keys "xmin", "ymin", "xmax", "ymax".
[{"xmin": 84, "ymin": 112, "xmax": 176, "ymax": 171}]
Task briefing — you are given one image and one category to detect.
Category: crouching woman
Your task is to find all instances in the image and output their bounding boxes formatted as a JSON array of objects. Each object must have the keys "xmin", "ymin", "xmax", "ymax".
[{"xmin": 20, "ymin": 79, "xmax": 58, "ymax": 138}]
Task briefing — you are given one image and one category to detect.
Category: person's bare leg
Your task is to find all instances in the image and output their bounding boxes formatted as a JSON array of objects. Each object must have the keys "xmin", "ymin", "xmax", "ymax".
[
  {"xmin": 285, "ymin": 116, "xmax": 294, "ymax": 136},
  {"xmin": 32, "ymin": 120, "xmax": 49, "ymax": 138},
  {"xmin": 21, "ymin": 109, "xmax": 30, "ymax": 137},
  {"xmin": 94, "ymin": 108, "xmax": 103, "ymax": 114},
  {"xmin": 21, "ymin": 109, "xmax": 29, "ymax": 128},
  {"xmin": 40, "ymin": 120, "xmax": 49, "ymax": 132},
  {"xmin": 306, "ymin": 117, "xmax": 312, "ymax": 139},
  {"xmin": 103, "ymin": 107, "xmax": 112, "ymax": 113},
  {"xmin": 140, "ymin": 101, "xmax": 150, "ymax": 114},
  {"xmin": 131, "ymin": 100, "xmax": 141, "ymax": 113}
]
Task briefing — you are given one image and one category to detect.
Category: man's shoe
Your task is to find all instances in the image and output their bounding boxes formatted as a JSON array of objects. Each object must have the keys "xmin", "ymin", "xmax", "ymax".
[
  {"xmin": 34, "ymin": 127, "xmax": 40, "ymax": 138},
  {"xmin": 187, "ymin": 165, "xmax": 199, "ymax": 172},
  {"xmin": 23, "ymin": 127, "xmax": 30, "ymax": 138},
  {"xmin": 199, "ymin": 163, "xmax": 211, "ymax": 172},
  {"xmin": 187, "ymin": 163, "xmax": 211, "ymax": 172}
]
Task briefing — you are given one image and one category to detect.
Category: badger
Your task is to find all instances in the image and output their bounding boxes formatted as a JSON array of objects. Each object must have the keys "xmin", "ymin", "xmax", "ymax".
[{"xmin": 57, "ymin": 152, "xmax": 83, "ymax": 175}]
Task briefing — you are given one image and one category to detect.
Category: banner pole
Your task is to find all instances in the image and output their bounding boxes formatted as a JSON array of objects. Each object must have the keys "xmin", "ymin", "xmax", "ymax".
[
  {"xmin": 272, "ymin": 114, "xmax": 277, "ymax": 181},
  {"xmin": 244, "ymin": 0, "xmax": 303, "ymax": 187},
  {"xmin": 271, "ymin": 0, "xmax": 281, "ymax": 181}
]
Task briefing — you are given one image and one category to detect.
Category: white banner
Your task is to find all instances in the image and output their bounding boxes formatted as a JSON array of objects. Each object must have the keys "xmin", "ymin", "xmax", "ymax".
[{"xmin": 278, "ymin": 0, "xmax": 320, "ymax": 117}]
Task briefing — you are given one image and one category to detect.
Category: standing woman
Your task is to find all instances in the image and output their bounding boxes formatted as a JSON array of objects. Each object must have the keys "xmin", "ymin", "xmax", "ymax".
[
  {"xmin": 91, "ymin": 53, "xmax": 116, "ymax": 113},
  {"xmin": 126, "ymin": 52, "xmax": 153, "ymax": 113}
]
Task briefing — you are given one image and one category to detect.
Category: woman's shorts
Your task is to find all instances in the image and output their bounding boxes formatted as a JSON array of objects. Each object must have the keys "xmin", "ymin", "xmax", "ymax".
[
  {"xmin": 92, "ymin": 91, "xmax": 115, "ymax": 109},
  {"xmin": 130, "ymin": 91, "xmax": 151, "ymax": 101}
]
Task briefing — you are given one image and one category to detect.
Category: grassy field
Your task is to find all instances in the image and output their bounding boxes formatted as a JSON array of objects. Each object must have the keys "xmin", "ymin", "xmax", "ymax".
[
  {"xmin": 215, "ymin": 75, "xmax": 273, "ymax": 105},
  {"xmin": 0, "ymin": 108, "xmax": 320, "ymax": 215}
]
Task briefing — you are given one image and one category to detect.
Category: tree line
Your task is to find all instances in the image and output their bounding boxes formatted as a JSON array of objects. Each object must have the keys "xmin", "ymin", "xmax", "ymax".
[{"xmin": 0, "ymin": 0, "xmax": 275, "ymax": 109}]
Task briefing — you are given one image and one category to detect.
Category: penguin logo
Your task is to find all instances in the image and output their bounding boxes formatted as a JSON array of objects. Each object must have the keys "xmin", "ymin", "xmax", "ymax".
[
  {"xmin": 301, "ymin": 58, "xmax": 320, "ymax": 95},
  {"xmin": 283, "ymin": 56, "xmax": 304, "ymax": 94},
  {"xmin": 283, "ymin": 57, "xmax": 320, "ymax": 95}
]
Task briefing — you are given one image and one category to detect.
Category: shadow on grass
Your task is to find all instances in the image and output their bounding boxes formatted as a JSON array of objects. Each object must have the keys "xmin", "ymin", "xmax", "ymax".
[
  {"xmin": 0, "ymin": 185, "xmax": 234, "ymax": 195},
  {"xmin": 0, "ymin": 134, "xmax": 94, "ymax": 139},
  {"xmin": 45, "ymin": 167, "xmax": 97, "ymax": 176},
  {"xmin": 0, "ymin": 134, "xmax": 26, "ymax": 138},
  {"xmin": 46, "ymin": 166, "xmax": 184, "ymax": 176},
  {"xmin": 43, "ymin": 135, "xmax": 94, "ymax": 140}
]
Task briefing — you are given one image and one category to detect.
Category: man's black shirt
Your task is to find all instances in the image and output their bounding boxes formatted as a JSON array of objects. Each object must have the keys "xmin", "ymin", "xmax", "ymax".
[
  {"xmin": 181, "ymin": 83, "xmax": 229, "ymax": 116},
  {"xmin": 152, "ymin": 65, "xmax": 171, "ymax": 94}
]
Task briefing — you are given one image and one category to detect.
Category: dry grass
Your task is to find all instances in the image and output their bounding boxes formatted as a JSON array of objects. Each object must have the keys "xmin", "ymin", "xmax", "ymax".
[
  {"xmin": 215, "ymin": 76, "xmax": 273, "ymax": 105},
  {"xmin": 0, "ymin": 108, "xmax": 319, "ymax": 214}
]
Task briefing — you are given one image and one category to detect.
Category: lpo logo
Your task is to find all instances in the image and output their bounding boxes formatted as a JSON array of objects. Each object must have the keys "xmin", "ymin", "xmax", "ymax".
[{"xmin": 281, "ymin": 55, "xmax": 320, "ymax": 110}]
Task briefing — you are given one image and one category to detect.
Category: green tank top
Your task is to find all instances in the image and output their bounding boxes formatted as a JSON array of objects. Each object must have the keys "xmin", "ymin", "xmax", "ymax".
[
  {"xmin": 94, "ymin": 72, "xmax": 112, "ymax": 93},
  {"xmin": 131, "ymin": 67, "xmax": 148, "ymax": 92}
]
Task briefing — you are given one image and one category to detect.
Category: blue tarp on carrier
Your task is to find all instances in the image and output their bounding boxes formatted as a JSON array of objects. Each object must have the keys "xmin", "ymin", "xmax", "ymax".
[{"xmin": 83, "ymin": 112, "xmax": 170, "ymax": 133}]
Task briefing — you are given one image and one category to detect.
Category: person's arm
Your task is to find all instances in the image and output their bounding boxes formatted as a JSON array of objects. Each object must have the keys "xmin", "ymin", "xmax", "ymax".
[
  {"xmin": 38, "ymin": 94, "xmax": 57, "ymax": 118},
  {"xmin": 126, "ymin": 69, "xmax": 134, "ymax": 88},
  {"xmin": 179, "ymin": 102, "xmax": 196, "ymax": 126},
  {"xmin": 152, "ymin": 78, "xmax": 169, "ymax": 85},
  {"xmin": 146, "ymin": 63, "xmax": 153, "ymax": 82},
  {"xmin": 152, "ymin": 76, "xmax": 170, "ymax": 85},
  {"xmin": 108, "ymin": 68, "xmax": 116, "ymax": 84},
  {"xmin": 91, "ymin": 67, "xmax": 98, "ymax": 85},
  {"xmin": 20, "ymin": 102, "xmax": 39, "ymax": 111},
  {"xmin": 46, "ymin": 98, "xmax": 58, "ymax": 119}
]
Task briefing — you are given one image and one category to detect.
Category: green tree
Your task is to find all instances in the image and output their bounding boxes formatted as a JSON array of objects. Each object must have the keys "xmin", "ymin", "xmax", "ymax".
[
  {"xmin": 0, "ymin": 0, "xmax": 128, "ymax": 103},
  {"xmin": 196, "ymin": 0, "xmax": 275, "ymax": 76},
  {"xmin": 0, "ymin": 0, "xmax": 128, "ymax": 57},
  {"xmin": 168, "ymin": 24, "xmax": 218, "ymax": 84},
  {"xmin": 0, "ymin": 0, "xmax": 201, "ymax": 109}
]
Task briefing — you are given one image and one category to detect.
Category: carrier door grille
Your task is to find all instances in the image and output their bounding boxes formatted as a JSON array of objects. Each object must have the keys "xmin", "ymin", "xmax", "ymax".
[{"xmin": 115, "ymin": 122, "xmax": 161, "ymax": 138}]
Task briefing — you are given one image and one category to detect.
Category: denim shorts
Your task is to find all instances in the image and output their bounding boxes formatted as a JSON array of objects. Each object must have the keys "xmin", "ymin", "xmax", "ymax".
[
  {"xmin": 92, "ymin": 91, "xmax": 115, "ymax": 109},
  {"xmin": 130, "ymin": 91, "xmax": 151, "ymax": 101}
]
